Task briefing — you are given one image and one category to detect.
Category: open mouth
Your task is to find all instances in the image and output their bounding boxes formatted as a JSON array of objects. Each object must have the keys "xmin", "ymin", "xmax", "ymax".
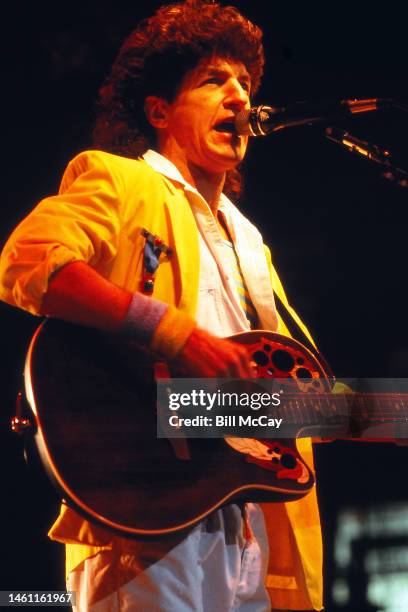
[{"xmin": 213, "ymin": 118, "xmax": 237, "ymax": 134}]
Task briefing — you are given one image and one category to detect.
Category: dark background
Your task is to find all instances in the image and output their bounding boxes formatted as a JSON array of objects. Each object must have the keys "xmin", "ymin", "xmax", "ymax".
[{"xmin": 2, "ymin": 1, "xmax": 408, "ymax": 609}]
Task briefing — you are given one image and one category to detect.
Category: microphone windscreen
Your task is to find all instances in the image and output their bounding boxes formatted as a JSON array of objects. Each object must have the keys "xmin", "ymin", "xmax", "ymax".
[{"xmin": 235, "ymin": 109, "xmax": 252, "ymax": 135}]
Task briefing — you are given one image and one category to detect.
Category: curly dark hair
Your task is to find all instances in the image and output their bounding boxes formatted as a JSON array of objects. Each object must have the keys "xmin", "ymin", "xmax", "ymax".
[{"xmin": 92, "ymin": 0, "xmax": 264, "ymax": 199}]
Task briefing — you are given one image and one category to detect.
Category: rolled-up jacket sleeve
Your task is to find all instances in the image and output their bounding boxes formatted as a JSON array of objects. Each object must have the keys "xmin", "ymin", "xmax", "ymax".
[{"xmin": 0, "ymin": 151, "xmax": 123, "ymax": 314}]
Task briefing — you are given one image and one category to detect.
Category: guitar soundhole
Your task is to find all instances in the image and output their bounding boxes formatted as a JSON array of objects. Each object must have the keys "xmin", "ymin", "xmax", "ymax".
[
  {"xmin": 271, "ymin": 349, "xmax": 295, "ymax": 372},
  {"xmin": 252, "ymin": 350, "xmax": 269, "ymax": 366},
  {"xmin": 281, "ymin": 453, "xmax": 297, "ymax": 469},
  {"xmin": 295, "ymin": 367, "xmax": 312, "ymax": 379}
]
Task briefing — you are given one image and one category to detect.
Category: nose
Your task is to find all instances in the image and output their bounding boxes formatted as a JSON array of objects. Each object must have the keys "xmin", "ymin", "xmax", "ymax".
[{"xmin": 224, "ymin": 79, "xmax": 250, "ymax": 112}]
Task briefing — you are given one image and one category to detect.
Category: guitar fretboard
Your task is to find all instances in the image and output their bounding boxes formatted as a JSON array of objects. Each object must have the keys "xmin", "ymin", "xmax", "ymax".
[{"xmin": 280, "ymin": 391, "xmax": 408, "ymax": 436}]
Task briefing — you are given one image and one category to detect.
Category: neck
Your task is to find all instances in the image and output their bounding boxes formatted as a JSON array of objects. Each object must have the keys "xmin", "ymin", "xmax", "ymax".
[
  {"xmin": 188, "ymin": 163, "xmax": 225, "ymax": 213},
  {"xmin": 158, "ymin": 141, "xmax": 226, "ymax": 214}
]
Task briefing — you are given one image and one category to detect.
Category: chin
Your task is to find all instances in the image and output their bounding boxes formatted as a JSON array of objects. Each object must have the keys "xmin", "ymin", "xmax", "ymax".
[
  {"xmin": 222, "ymin": 155, "xmax": 245, "ymax": 170},
  {"xmin": 206, "ymin": 160, "xmax": 241, "ymax": 175},
  {"xmin": 207, "ymin": 139, "xmax": 246, "ymax": 162},
  {"xmin": 215, "ymin": 149, "xmax": 245, "ymax": 168}
]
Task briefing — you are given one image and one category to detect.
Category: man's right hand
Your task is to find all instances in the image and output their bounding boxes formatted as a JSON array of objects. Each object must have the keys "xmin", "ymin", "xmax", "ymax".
[{"xmin": 172, "ymin": 327, "xmax": 255, "ymax": 378}]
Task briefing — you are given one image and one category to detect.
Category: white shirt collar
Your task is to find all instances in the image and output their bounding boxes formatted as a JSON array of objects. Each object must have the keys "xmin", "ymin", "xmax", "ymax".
[{"xmin": 143, "ymin": 149, "xmax": 189, "ymax": 189}]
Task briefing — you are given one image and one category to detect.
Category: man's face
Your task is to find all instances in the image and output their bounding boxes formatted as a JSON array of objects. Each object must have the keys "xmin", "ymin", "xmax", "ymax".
[{"xmin": 155, "ymin": 57, "xmax": 251, "ymax": 177}]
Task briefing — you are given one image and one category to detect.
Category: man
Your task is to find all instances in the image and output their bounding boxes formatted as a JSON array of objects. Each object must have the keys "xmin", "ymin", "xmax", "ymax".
[{"xmin": 0, "ymin": 1, "xmax": 322, "ymax": 610}]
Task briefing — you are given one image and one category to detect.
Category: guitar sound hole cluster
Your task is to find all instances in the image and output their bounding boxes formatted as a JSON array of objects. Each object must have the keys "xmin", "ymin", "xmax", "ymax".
[{"xmin": 250, "ymin": 341, "xmax": 316, "ymax": 381}]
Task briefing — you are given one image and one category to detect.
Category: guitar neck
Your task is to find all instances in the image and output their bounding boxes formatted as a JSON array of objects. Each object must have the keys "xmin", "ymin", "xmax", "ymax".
[{"xmin": 284, "ymin": 391, "xmax": 408, "ymax": 437}]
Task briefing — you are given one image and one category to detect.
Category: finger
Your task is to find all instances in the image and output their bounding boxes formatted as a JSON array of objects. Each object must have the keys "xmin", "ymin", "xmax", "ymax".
[{"xmin": 231, "ymin": 346, "xmax": 253, "ymax": 378}]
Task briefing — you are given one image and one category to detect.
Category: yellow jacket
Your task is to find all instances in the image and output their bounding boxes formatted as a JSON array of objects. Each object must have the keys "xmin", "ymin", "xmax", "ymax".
[{"xmin": 0, "ymin": 150, "xmax": 323, "ymax": 610}]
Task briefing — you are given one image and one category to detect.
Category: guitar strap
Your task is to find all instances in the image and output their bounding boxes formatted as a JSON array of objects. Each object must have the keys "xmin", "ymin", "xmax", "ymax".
[{"xmin": 273, "ymin": 291, "xmax": 334, "ymax": 379}]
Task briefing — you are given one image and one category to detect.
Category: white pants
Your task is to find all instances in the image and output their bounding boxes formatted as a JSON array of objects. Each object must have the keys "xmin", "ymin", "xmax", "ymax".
[{"xmin": 68, "ymin": 503, "xmax": 270, "ymax": 611}]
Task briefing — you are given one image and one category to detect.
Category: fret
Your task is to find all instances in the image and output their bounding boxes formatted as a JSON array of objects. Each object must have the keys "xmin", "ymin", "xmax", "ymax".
[
  {"xmin": 313, "ymin": 401, "xmax": 322, "ymax": 417},
  {"xmin": 294, "ymin": 398, "xmax": 302, "ymax": 423},
  {"xmin": 328, "ymin": 398, "xmax": 337, "ymax": 415},
  {"xmin": 311, "ymin": 399, "xmax": 322, "ymax": 424},
  {"xmin": 282, "ymin": 398, "xmax": 297, "ymax": 424},
  {"xmin": 304, "ymin": 396, "xmax": 319, "ymax": 424},
  {"xmin": 299, "ymin": 397, "xmax": 309, "ymax": 422}
]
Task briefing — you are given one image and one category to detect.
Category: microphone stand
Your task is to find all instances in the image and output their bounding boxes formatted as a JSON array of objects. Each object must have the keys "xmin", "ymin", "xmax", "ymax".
[{"xmin": 325, "ymin": 123, "xmax": 408, "ymax": 189}]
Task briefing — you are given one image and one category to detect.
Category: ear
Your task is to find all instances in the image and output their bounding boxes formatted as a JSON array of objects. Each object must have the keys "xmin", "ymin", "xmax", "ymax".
[{"xmin": 144, "ymin": 96, "xmax": 170, "ymax": 129}]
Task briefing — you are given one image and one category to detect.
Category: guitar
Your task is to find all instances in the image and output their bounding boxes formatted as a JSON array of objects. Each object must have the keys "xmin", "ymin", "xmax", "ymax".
[{"xmin": 14, "ymin": 319, "xmax": 407, "ymax": 539}]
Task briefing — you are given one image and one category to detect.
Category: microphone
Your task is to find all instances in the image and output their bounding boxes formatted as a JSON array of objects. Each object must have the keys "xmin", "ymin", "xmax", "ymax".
[{"xmin": 235, "ymin": 98, "xmax": 393, "ymax": 136}]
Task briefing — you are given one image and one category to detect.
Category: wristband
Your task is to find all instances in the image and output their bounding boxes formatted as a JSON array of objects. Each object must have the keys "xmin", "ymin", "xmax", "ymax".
[
  {"xmin": 121, "ymin": 292, "xmax": 196, "ymax": 359},
  {"xmin": 151, "ymin": 304, "xmax": 196, "ymax": 359},
  {"xmin": 121, "ymin": 292, "xmax": 168, "ymax": 345}
]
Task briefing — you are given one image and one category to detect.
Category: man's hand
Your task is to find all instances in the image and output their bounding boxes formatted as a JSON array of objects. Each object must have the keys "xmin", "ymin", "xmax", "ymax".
[{"xmin": 172, "ymin": 327, "xmax": 255, "ymax": 378}]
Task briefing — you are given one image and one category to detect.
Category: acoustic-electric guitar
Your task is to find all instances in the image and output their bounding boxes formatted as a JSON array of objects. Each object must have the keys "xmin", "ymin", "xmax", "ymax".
[{"xmin": 12, "ymin": 319, "xmax": 407, "ymax": 538}]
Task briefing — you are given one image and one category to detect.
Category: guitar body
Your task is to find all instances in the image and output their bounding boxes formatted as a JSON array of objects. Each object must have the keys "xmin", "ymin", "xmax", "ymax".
[{"xmin": 23, "ymin": 319, "xmax": 331, "ymax": 538}]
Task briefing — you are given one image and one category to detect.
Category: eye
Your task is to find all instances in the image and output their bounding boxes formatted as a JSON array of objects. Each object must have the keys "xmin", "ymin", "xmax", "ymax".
[
  {"xmin": 201, "ymin": 77, "xmax": 223, "ymax": 86},
  {"xmin": 240, "ymin": 80, "xmax": 251, "ymax": 93}
]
